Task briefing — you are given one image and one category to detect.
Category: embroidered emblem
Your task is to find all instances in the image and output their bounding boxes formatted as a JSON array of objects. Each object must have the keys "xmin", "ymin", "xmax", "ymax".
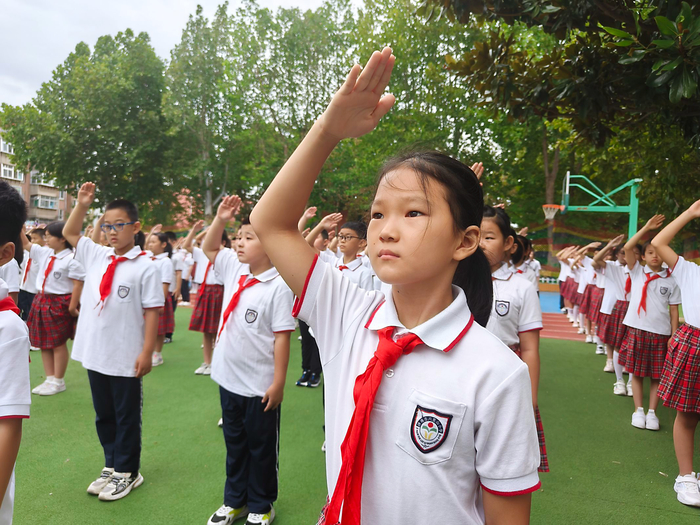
[
  {"xmin": 53, "ymin": 271, "xmax": 61, "ymax": 279},
  {"xmin": 660, "ymin": 286, "xmax": 669, "ymax": 296},
  {"xmin": 117, "ymin": 285, "xmax": 130, "ymax": 299},
  {"xmin": 411, "ymin": 405, "xmax": 452, "ymax": 454},
  {"xmin": 495, "ymin": 300, "xmax": 510, "ymax": 317},
  {"xmin": 245, "ymin": 309, "xmax": 258, "ymax": 324}
]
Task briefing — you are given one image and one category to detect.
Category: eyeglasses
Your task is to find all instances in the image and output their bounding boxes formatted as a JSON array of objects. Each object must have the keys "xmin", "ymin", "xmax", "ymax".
[
  {"xmin": 101, "ymin": 222, "xmax": 136, "ymax": 233},
  {"xmin": 337, "ymin": 234, "xmax": 361, "ymax": 241}
]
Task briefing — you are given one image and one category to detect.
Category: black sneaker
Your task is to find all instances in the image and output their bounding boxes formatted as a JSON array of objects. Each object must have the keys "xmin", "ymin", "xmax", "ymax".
[
  {"xmin": 296, "ymin": 370, "xmax": 311, "ymax": 387},
  {"xmin": 307, "ymin": 373, "xmax": 321, "ymax": 388}
]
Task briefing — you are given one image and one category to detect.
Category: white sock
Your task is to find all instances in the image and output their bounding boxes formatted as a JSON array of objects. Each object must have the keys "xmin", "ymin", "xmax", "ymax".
[
  {"xmin": 53, "ymin": 377, "xmax": 65, "ymax": 386},
  {"xmin": 573, "ymin": 305, "xmax": 579, "ymax": 320},
  {"xmin": 594, "ymin": 335, "xmax": 602, "ymax": 345},
  {"xmin": 613, "ymin": 351, "xmax": 624, "ymax": 382},
  {"xmin": 648, "ymin": 409, "xmax": 656, "ymax": 414},
  {"xmin": 46, "ymin": 375, "xmax": 55, "ymax": 383},
  {"xmin": 579, "ymin": 313, "xmax": 586, "ymax": 328},
  {"xmin": 627, "ymin": 373, "xmax": 633, "ymax": 386},
  {"xmin": 567, "ymin": 307, "xmax": 573, "ymax": 317}
]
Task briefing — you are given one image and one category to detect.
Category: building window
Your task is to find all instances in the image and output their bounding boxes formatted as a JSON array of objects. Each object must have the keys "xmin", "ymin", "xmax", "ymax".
[
  {"xmin": 59, "ymin": 190, "xmax": 65, "ymax": 200},
  {"xmin": 31, "ymin": 195, "xmax": 58, "ymax": 210},
  {"xmin": 1, "ymin": 164, "xmax": 23, "ymax": 181},
  {"xmin": 0, "ymin": 138, "xmax": 13, "ymax": 154},
  {"xmin": 58, "ymin": 209, "xmax": 64, "ymax": 220},
  {"xmin": 30, "ymin": 171, "xmax": 54, "ymax": 186}
]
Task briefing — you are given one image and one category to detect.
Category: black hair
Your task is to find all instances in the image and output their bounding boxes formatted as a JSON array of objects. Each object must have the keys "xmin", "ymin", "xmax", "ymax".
[
  {"xmin": 46, "ymin": 221, "xmax": 72, "ymax": 249},
  {"xmin": 134, "ymin": 231, "xmax": 146, "ymax": 249},
  {"xmin": 377, "ymin": 151, "xmax": 492, "ymax": 327},
  {"xmin": 155, "ymin": 232, "xmax": 173, "ymax": 257},
  {"xmin": 105, "ymin": 198, "xmax": 139, "ymax": 222},
  {"xmin": 30, "ymin": 227, "xmax": 46, "ymax": 237},
  {"xmin": 511, "ymin": 235, "xmax": 526, "ymax": 266},
  {"xmin": 482, "ymin": 206, "xmax": 513, "ymax": 240},
  {"xmin": 320, "ymin": 229, "xmax": 329, "ymax": 241},
  {"xmin": 164, "ymin": 231, "xmax": 177, "ymax": 243},
  {"xmin": 340, "ymin": 221, "xmax": 367, "ymax": 240},
  {"xmin": 611, "ymin": 246, "xmax": 623, "ymax": 259},
  {"xmin": 222, "ymin": 230, "xmax": 231, "ymax": 248},
  {"xmin": 633, "ymin": 243, "xmax": 643, "ymax": 254},
  {"xmin": 0, "ymin": 181, "xmax": 27, "ymax": 265}
]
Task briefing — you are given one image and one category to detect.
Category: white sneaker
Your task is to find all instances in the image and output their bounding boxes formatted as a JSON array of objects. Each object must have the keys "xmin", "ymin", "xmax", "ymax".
[
  {"xmin": 613, "ymin": 381, "xmax": 627, "ymax": 396},
  {"xmin": 32, "ymin": 381, "xmax": 51, "ymax": 395},
  {"xmin": 321, "ymin": 440, "xmax": 326, "ymax": 452},
  {"xmin": 585, "ymin": 334, "xmax": 594, "ymax": 343},
  {"xmin": 632, "ymin": 408, "xmax": 647, "ymax": 429},
  {"xmin": 98, "ymin": 471, "xmax": 144, "ymax": 501},
  {"xmin": 207, "ymin": 504, "xmax": 249, "ymax": 524},
  {"xmin": 595, "ymin": 344, "xmax": 605, "ymax": 355},
  {"xmin": 194, "ymin": 363, "xmax": 208, "ymax": 375},
  {"xmin": 30, "ymin": 346, "xmax": 41, "ymax": 352},
  {"xmin": 87, "ymin": 467, "xmax": 114, "ymax": 495},
  {"xmin": 151, "ymin": 352, "xmax": 164, "ymax": 367},
  {"xmin": 246, "ymin": 507, "xmax": 275, "ymax": 525},
  {"xmin": 572, "ymin": 321, "xmax": 579, "ymax": 328},
  {"xmin": 577, "ymin": 327, "xmax": 585, "ymax": 334},
  {"xmin": 627, "ymin": 382, "xmax": 634, "ymax": 396},
  {"xmin": 646, "ymin": 410, "xmax": 660, "ymax": 430},
  {"xmin": 674, "ymin": 474, "xmax": 700, "ymax": 506},
  {"xmin": 603, "ymin": 359, "xmax": 614, "ymax": 372},
  {"xmin": 40, "ymin": 381, "xmax": 66, "ymax": 396},
  {"xmin": 218, "ymin": 418, "xmax": 223, "ymax": 428},
  {"xmin": 202, "ymin": 363, "xmax": 212, "ymax": 376}
]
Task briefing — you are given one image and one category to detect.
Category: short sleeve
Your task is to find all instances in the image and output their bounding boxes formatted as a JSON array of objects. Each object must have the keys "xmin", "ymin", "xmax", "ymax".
[
  {"xmin": 0, "ymin": 321, "xmax": 31, "ymax": 419},
  {"xmin": 270, "ymin": 282, "xmax": 295, "ymax": 333},
  {"xmin": 160, "ymin": 259, "xmax": 173, "ymax": 284},
  {"xmin": 29, "ymin": 244, "xmax": 52, "ymax": 269},
  {"xmin": 140, "ymin": 263, "xmax": 165, "ymax": 309},
  {"xmin": 629, "ymin": 262, "xmax": 644, "ymax": 281},
  {"xmin": 75, "ymin": 236, "xmax": 109, "ymax": 270},
  {"xmin": 67, "ymin": 259, "xmax": 86, "ymax": 281},
  {"xmin": 474, "ymin": 363, "xmax": 540, "ymax": 495},
  {"xmin": 669, "ymin": 279, "xmax": 682, "ymax": 305},
  {"xmin": 518, "ymin": 282, "xmax": 543, "ymax": 333},
  {"xmin": 359, "ymin": 269, "xmax": 374, "ymax": 291},
  {"xmin": 294, "ymin": 256, "xmax": 382, "ymax": 365},
  {"xmin": 214, "ymin": 249, "xmax": 244, "ymax": 281},
  {"xmin": 671, "ymin": 256, "xmax": 694, "ymax": 287},
  {"xmin": 318, "ymin": 249, "xmax": 337, "ymax": 265},
  {"xmin": 1, "ymin": 260, "xmax": 20, "ymax": 293}
]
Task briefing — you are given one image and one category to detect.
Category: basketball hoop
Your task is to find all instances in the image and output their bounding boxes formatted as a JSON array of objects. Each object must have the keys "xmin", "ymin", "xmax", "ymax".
[{"xmin": 542, "ymin": 204, "xmax": 564, "ymax": 221}]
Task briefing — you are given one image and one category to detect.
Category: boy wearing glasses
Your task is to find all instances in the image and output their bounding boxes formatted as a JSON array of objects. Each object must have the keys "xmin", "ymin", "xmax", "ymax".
[{"xmin": 63, "ymin": 183, "xmax": 163, "ymax": 501}]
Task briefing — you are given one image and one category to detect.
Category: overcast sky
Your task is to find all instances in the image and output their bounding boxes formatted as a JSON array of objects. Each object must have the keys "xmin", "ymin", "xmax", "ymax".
[{"xmin": 0, "ymin": 0, "xmax": 335, "ymax": 107}]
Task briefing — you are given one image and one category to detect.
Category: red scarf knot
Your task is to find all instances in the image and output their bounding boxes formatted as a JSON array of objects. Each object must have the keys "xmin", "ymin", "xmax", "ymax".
[
  {"xmin": 42, "ymin": 256, "xmax": 56, "ymax": 294},
  {"xmin": 0, "ymin": 297, "xmax": 19, "ymax": 316},
  {"xmin": 637, "ymin": 271, "xmax": 663, "ymax": 315},
  {"xmin": 96, "ymin": 252, "xmax": 144, "ymax": 312}
]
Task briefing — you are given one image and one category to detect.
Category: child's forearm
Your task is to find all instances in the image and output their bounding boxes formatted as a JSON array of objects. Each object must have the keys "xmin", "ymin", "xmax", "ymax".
[
  {"xmin": 305, "ymin": 221, "xmax": 326, "ymax": 248},
  {"xmin": 174, "ymin": 272, "xmax": 182, "ymax": 297},
  {"xmin": 272, "ymin": 333, "xmax": 291, "ymax": 387},
  {"xmin": 142, "ymin": 308, "xmax": 159, "ymax": 356},
  {"xmin": 21, "ymin": 233, "xmax": 31, "ymax": 253},
  {"xmin": 69, "ymin": 280, "xmax": 84, "ymax": 314},
  {"xmin": 203, "ymin": 218, "xmax": 225, "ymax": 262},
  {"xmin": 63, "ymin": 202, "xmax": 89, "ymax": 247},
  {"xmin": 519, "ymin": 331, "xmax": 540, "ymax": 407},
  {"xmin": 671, "ymin": 305, "xmax": 680, "ymax": 334},
  {"xmin": 0, "ymin": 419, "xmax": 22, "ymax": 505},
  {"xmin": 652, "ymin": 212, "xmax": 691, "ymax": 268}
]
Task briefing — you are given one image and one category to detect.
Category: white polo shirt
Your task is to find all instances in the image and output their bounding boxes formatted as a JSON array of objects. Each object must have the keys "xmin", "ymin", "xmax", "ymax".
[
  {"xmin": 319, "ymin": 249, "xmax": 373, "ymax": 290},
  {"xmin": 170, "ymin": 250, "xmax": 185, "ymax": 293},
  {"xmin": 181, "ymin": 251, "xmax": 194, "ymax": 280},
  {"xmin": 488, "ymin": 263, "xmax": 543, "ymax": 347},
  {"xmin": 211, "ymin": 249, "xmax": 295, "ymax": 398},
  {"xmin": 0, "ymin": 259, "xmax": 20, "ymax": 294},
  {"xmin": 577, "ymin": 257, "xmax": 595, "ymax": 294},
  {"xmin": 294, "ymin": 256, "xmax": 540, "ymax": 524},
  {"xmin": 622, "ymin": 263, "xmax": 681, "ymax": 335},
  {"xmin": 670, "ymin": 257, "xmax": 700, "ymax": 328},
  {"xmin": 192, "ymin": 246, "xmax": 223, "ymax": 285},
  {"xmin": 558, "ymin": 259, "xmax": 571, "ymax": 282},
  {"xmin": 514, "ymin": 263, "xmax": 539, "ymax": 288},
  {"xmin": 528, "ymin": 258, "xmax": 542, "ymax": 280},
  {"xmin": 72, "ymin": 237, "xmax": 164, "ymax": 377},
  {"xmin": 20, "ymin": 249, "xmax": 40, "ymax": 294},
  {"xmin": 0, "ymin": 278, "xmax": 30, "ymax": 525},
  {"xmin": 150, "ymin": 252, "xmax": 174, "ymax": 298},
  {"xmin": 30, "ymin": 245, "xmax": 86, "ymax": 295}
]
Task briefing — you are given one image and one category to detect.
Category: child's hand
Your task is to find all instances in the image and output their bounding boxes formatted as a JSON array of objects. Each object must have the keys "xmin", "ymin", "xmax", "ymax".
[
  {"xmin": 608, "ymin": 234, "xmax": 625, "ymax": 247},
  {"xmin": 262, "ymin": 382, "xmax": 284, "ymax": 412},
  {"xmin": 150, "ymin": 224, "xmax": 162, "ymax": 235},
  {"xmin": 77, "ymin": 182, "xmax": 96, "ymax": 207},
  {"xmin": 301, "ymin": 227, "xmax": 311, "ymax": 238},
  {"xmin": 687, "ymin": 200, "xmax": 700, "ymax": 218},
  {"xmin": 217, "ymin": 196, "xmax": 242, "ymax": 222},
  {"xmin": 518, "ymin": 226, "xmax": 529, "ymax": 237},
  {"xmin": 645, "ymin": 214, "xmax": 665, "ymax": 230},
  {"xmin": 320, "ymin": 213, "xmax": 343, "ymax": 229},
  {"xmin": 69, "ymin": 305, "xmax": 80, "ymax": 318},
  {"xmin": 470, "ymin": 162, "xmax": 484, "ymax": 184},
  {"xmin": 134, "ymin": 352, "xmax": 153, "ymax": 378},
  {"xmin": 84, "ymin": 225, "xmax": 94, "ymax": 238},
  {"xmin": 319, "ymin": 47, "xmax": 396, "ymax": 141},
  {"xmin": 586, "ymin": 241, "xmax": 602, "ymax": 249},
  {"xmin": 303, "ymin": 207, "xmax": 318, "ymax": 220},
  {"xmin": 192, "ymin": 219, "xmax": 205, "ymax": 232}
]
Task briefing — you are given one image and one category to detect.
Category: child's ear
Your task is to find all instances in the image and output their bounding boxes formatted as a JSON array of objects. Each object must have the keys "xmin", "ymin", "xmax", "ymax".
[
  {"xmin": 454, "ymin": 226, "xmax": 480, "ymax": 262},
  {"xmin": 359, "ymin": 239, "xmax": 367, "ymax": 250},
  {"xmin": 133, "ymin": 221, "xmax": 142, "ymax": 234},
  {"xmin": 0, "ymin": 241, "xmax": 15, "ymax": 267}
]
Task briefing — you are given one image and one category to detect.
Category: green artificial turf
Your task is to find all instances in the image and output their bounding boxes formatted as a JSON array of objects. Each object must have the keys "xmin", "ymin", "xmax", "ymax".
[{"xmin": 14, "ymin": 309, "xmax": 700, "ymax": 524}]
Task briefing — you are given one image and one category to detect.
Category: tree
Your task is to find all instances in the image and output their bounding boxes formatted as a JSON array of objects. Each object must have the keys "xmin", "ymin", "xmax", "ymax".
[{"xmin": 1, "ymin": 30, "xmax": 175, "ymax": 223}]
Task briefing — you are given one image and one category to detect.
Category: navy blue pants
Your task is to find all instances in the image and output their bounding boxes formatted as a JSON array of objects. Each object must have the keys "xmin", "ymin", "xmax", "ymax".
[
  {"xmin": 220, "ymin": 387, "xmax": 280, "ymax": 514},
  {"xmin": 299, "ymin": 320, "xmax": 322, "ymax": 375},
  {"xmin": 87, "ymin": 370, "xmax": 143, "ymax": 474},
  {"xmin": 181, "ymin": 280, "xmax": 190, "ymax": 303},
  {"xmin": 18, "ymin": 290, "xmax": 35, "ymax": 322}
]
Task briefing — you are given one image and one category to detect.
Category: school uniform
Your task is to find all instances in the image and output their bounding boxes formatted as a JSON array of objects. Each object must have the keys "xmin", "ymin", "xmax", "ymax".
[
  {"xmin": 18, "ymin": 250, "xmax": 40, "ymax": 322},
  {"xmin": 0, "ymin": 259, "xmax": 20, "ymax": 295},
  {"xmin": 587, "ymin": 266, "xmax": 605, "ymax": 325},
  {"xmin": 26, "ymin": 246, "xmax": 85, "ymax": 349},
  {"xmin": 488, "ymin": 263, "xmax": 548, "ymax": 472},
  {"xmin": 0, "ymin": 278, "xmax": 30, "ymax": 525},
  {"xmin": 558, "ymin": 259, "xmax": 574, "ymax": 302},
  {"xmin": 210, "ymin": 249, "xmax": 295, "ymax": 514},
  {"xmin": 189, "ymin": 247, "xmax": 224, "ymax": 334},
  {"xmin": 150, "ymin": 252, "xmax": 175, "ymax": 336},
  {"xmin": 597, "ymin": 262, "xmax": 630, "ymax": 348},
  {"xmin": 295, "ymin": 255, "xmax": 540, "ymax": 524},
  {"xmin": 513, "ymin": 262, "xmax": 539, "ymax": 289},
  {"xmin": 72, "ymin": 237, "xmax": 163, "ymax": 474},
  {"xmin": 619, "ymin": 264, "xmax": 681, "ymax": 379},
  {"xmin": 180, "ymin": 250, "xmax": 194, "ymax": 302},
  {"xmin": 570, "ymin": 259, "xmax": 584, "ymax": 306},
  {"xmin": 319, "ymin": 249, "xmax": 374, "ymax": 291},
  {"xmin": 659, "ymin": 257, "xmax": 700, "ymax": 412},
  {"xmin": 578, "ymin": 257, "xmax": 597, "ymax": 317}
]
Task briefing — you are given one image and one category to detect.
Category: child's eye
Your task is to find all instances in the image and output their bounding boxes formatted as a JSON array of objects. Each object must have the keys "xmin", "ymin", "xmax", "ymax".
[
  {"xmin": 407, "ymin": 211, "xmax": 423, "ymax": 218},
  {"xmin": 371, "ymin": 212, "xmax": 384, "ymax": 220}
]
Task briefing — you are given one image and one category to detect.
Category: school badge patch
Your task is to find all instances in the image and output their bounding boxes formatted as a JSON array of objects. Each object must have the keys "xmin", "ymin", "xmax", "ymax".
[
  {"xmin": 245, "ymin": 309, "xmax": 258, "ymax": 324},
  {"xmin": 495, "ymin": 300, "xmax": 510, "ymax": 317},
  {"xmin": 117, "ymin": 285, "xmax": 130, "ymax": 299},
  {"xmin": 660, "ymin": 286, "xmax": 669, "ymax": 296},
  {"xmin": 410, "ymin": 405, "xmax": 452, "ymax": 454},
  {"xmin": 53, "ymin": 271, "xmax": 62, "ymax": 279}
]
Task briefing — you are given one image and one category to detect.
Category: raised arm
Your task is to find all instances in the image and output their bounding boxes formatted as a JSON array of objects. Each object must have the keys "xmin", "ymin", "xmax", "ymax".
[
  {"xmin": 298, "ymin": 206, "xmax": 317, "ymax": 233},
  {"xmin": 651, "ymin": 200, "xmax": 700, "ymax": 269},
  {"xmin": 21, "ymin": 229, "xmax": 31, "ymax": 253},
  {"xmin": 250, "ymin": 47, "xmax": 395, "ymax": 297},
  {"xmin": 203, "ymin": 196, "xmax": 241, "ymax": 263},
  {"xmin": 625, "ymin": 215, "xmax": 664, "ymax": 271},
  {"xmin": 144, "ymin": 224, "xmax": 162, "ymax": 251},
  {"xmin": 91, "ymin": 214, "xmax": 105, "ymax": 243},
  {"xmin": 63, "ymin": 182, "xmax": 95, "ymax": 247},
  {"xmin": 182, "ymin": 220, "xmax": 205, "ymax": 254},
  {"xmin": 306, "ymin": 213, "xmax": 343, "ymax": 249},
  {"xmin": 592, "ymin": 235, "xmax": 625, "ymax": 270}
]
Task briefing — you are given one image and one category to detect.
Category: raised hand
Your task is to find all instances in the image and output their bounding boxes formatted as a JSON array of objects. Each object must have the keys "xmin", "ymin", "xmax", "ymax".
[
  {"xmin": 301, "ymin": 227, "xmax": 311, "ymax": 238},
  {"xmin": 192, "ymin": 219, "xmax": 205, "ymax": 232},
  {"xmin": 217, "ymin": 195, "xmax": 243, "ymax": 222},
  {"xmin": 77, "ymin": 182, "xmax": 96, "ymax": 207},
  {"xmin": 150, "ymin": 224, "xmax": 163, "ymax": 235},
  {"xmin": 645, "ymin": 214, "xmax": 665, "ymax": 230},
  {"xmin": 586, "ymin": 241, "xmax": 602, "ymax": 249},
  {"xmin": 319, "ymin": 47, "xmax": 396, "ymax": 141},
  {"xmin": 320, "ymin": 213, "xmax": 344, "ymax": 229},
  {"xmin": 608, "ymin": 234, "xmax": 625, "ymax": 247},
  {"xmin": 470, "ymin": 162, "xmax": 484, "ymax": 184},
  {"xmin": 303, "ymin": 207, "xmax": 318, "ymax": 220}
]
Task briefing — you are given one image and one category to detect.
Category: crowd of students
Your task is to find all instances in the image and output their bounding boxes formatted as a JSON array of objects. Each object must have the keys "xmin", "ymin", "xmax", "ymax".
[{"xmin": 1, "ymin": 46, "xmax": 700, "ymax": 525}]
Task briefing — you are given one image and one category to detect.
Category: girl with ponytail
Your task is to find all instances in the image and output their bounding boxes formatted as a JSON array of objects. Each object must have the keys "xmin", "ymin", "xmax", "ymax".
[{"xmin": 250, "ymin": 47, "xmax": 540, "ymax": 525}]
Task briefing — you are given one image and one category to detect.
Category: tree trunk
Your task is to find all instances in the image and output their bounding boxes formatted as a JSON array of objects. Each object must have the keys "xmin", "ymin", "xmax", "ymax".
[{"xmin": 542, "ymin": 125, "xmax": 560, "ymax": 266}]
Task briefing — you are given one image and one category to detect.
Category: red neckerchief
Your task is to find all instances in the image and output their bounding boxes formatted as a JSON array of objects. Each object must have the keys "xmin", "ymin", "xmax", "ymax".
[
  {"xmin": 42, "ymin": 256, "xmax": 56, "ymax": 293},
  {"xmin": 0, "ymin": 297, "xmax": 19, "ymax": 315},
  {"xmin": 217, "ymin": 274, "xmax": 259, "ymax": 340},
  {"xmin": 23, "ymin": 258, "xmax": 32, "ymax": 284},
  {"xmin": 338, "ymin": 265, "xmax": 349, "ymax": 271},
  {"xmin": 325, "ymin": 327, "xmax": 424, "ymax": 525},
  {"xmin": 96, "ymin": 251, "xmax": 145, "ymax": 312},
  {"xmin": 637, "ymin": 269, "xmax": 668, "ymax": 315}
]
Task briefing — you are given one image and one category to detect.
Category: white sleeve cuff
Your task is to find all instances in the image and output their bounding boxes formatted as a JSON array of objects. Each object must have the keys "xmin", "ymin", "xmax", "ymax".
[
  {"xmin": 518, "ymin": 321, "xmax": 543, "ymax": 333},
  {"xmin": 480, "ymin": 472, "xmax": 541, "ymax": 496},
  {"xmin": 0, "ymin": 405, "xmax": 30, "ymax": 418}
]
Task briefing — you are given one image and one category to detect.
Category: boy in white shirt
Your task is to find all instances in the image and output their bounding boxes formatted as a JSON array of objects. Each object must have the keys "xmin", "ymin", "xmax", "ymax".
[
  {"xmin": 63, "ymin": 183, "xmax": 163, "ymax": 502},
  {"xmin": 18, "ymin": 227, "xmax": 45, "ymax": 322},
  {"xmin": 0, "ymin": 259, "xmax": 19, "ymax": 305},
  {"xmin": 204, "ymin": 199, "xmax": 295, "ymax": 525}
]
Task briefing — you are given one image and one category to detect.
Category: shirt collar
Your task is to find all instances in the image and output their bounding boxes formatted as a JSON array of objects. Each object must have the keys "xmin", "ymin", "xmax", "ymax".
[
  {"xmin": 337, "ymin": 258, "xmax": 363, "ymax": 271},
  {"xmin": 366, "ymin": 286, "xmax": 474, "ymax": 352},
  {"xmin": 643, "ymin": 265, "xmax": 670, "ymax": 278},
  {"xmin": 250, "ymin": 267, "xmax": 279, "ymax": 283},
  {"xmin": 154, "ymin": 252, "xmax": 169, "ymax": 260},
  {"xmin": 54, "ymin": 248, "xmax": 73, "ymax": 259},
  {"xmin": 107, "ymin": 245, "xmax": 144, "ymax": 260},
  {"xmin": 0, "ymin": 279, "xmax": 7, "ymax": 300},
  {"xmin": 491, "ymin": 262, "xmax": 513, "ymax": 281}
]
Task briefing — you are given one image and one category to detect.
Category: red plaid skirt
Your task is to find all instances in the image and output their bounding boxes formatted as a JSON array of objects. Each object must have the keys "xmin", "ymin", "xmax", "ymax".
[
  {"xmin": 189, "ymin": 284, "xmax": 223, "ymax": 334},
  {"xmin": 573, "ymin": 289, "xmax": 584, "ymax": 307},
  {"xmin": 158, "ymin": 294, "xmax": 175, "ymax": 336},
  {"xmin": 588, "ymin": 286, "xmax": 604, "ymax": 324},
  {"xmin": 619, "ymin": 327, "xmax": 669, "ymax": 379},
  {"xmin": 27, "ymin": 293, "xmax": 75, "ymax": 349},
  {"xmin": 510, "ymin": 344, "xmax": 549, "ymax": 472},
  {"xmin": 579, "ymin": 284, "xmax": 596, "ymax": 316},
  {"xmin": 561, "ymin": 277, "xmax": 576, "ymax": 302},
  {"xmin": 598, "ymin": 300, "xmax": 629, "ymax": 348},
  {"xmin": 659, "ymin": 324, "xmax": 700, "ymax": 412}
]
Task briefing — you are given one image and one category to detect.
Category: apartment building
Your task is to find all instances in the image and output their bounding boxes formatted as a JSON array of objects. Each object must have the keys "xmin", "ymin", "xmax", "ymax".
[{"xmin": 0, "ymin": 134, "xmax": 73, "ymax": 224}]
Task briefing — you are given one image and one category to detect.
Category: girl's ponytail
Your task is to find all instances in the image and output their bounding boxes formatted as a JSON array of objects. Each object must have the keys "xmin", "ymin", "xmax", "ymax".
[{"xmin": 454, "ymin": 246, "xmax": 493, "ymax": 327}]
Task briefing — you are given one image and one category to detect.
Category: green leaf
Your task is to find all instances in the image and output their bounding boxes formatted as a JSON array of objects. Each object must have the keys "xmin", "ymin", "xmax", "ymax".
[
  {"xmin": 652, "ymin": 39, "xmax": 676, "ymax": 49},
  {"xmin": 652, "ymin": 59, "xmax": 669, "ymax": 71},
  {"xmin": 682, "ymin": 68, "xmax": 698, "ymax": 98},
  {"xmin": 599, "ymin": 24, "xmax": 634, "ymax": 40},
  {"xmin": 655, "ymin": 16, "xmax": 678, "ymax": 36},
  {"xmin": 649, "ymin": 69, "xmax": 674, "ymax": 88},
  {"xmin": 670, "ymin": 74, "xmax": 684, "ymax": 103},
  {"xmin": 661, "ymin": 56, "xmax": 683, "ymax": 71},
  {"xmin": 614, "ymin": 40, "xmax": 634, "ymax": 47},
  {"xmin": 619, "ymin": 51, "xmax": 646, "ymax": 65}
]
